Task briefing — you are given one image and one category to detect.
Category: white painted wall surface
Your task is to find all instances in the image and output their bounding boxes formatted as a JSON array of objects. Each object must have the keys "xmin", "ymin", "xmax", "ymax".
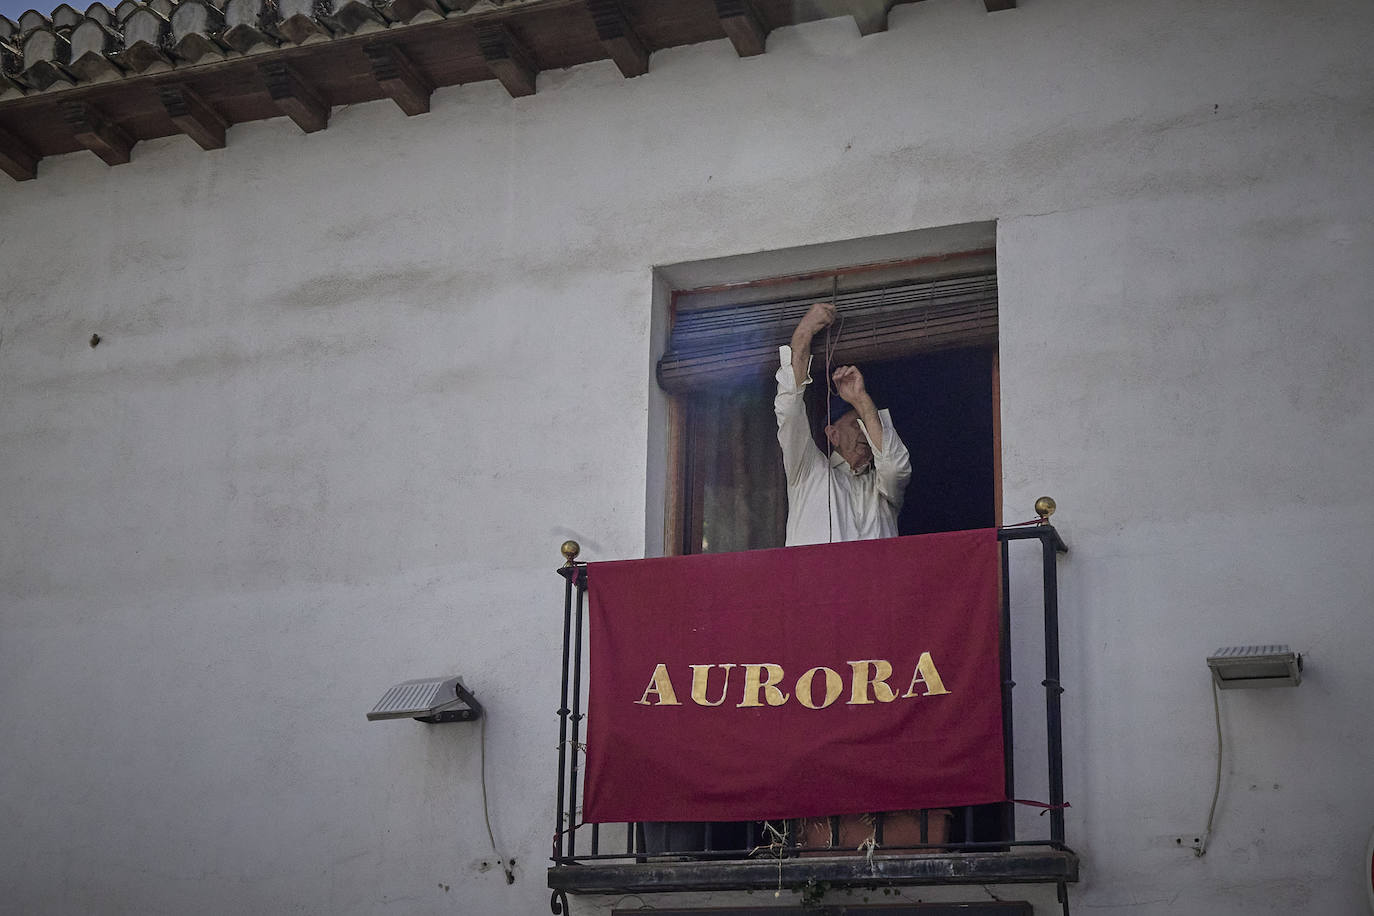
[{"xmin": 2, "ymin": 0, "xmax": 1372, "ymax": 913}]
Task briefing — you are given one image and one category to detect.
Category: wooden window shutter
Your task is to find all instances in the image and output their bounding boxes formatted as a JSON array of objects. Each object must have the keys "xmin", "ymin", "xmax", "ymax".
[{"xmin": 657, "ymin": 259, "xmax": 998, "ymax": 394}]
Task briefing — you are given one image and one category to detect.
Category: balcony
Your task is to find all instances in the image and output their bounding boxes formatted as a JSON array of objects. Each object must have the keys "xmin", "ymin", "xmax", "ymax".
[{"xmin": 547, "ymin": 523, "xmax": 1075, "ymax": 915}]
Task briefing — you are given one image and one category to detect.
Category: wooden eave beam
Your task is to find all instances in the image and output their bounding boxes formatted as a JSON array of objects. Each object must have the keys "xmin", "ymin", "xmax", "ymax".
[
  {"xmin": 713, "ymin": 0, "xmax": 767, "ymax": 57},
  {"xmin": 158, "ymin": 83, "xmax": 227, "ymax": 149},
  {"xmin": 0, "ymin": 124, "xmax": 39, "ymax": 179},
  {"xmin": 363, "ymin": 42, "xmax": 432, "ymax": 115},
  {"xmin": 59, "ymin": 100, "xmax": 134, "ymax": 164},
  {"xmin": 259, "ymin": 60, "xmax": 329, "ymax": 132},
  {"xmin": 476, "ymin": 23, "xmax": 536, "ymax": 98},
  {"xmin": 585, "ymin": 0, "xmax": 647, "ymax": 78}
]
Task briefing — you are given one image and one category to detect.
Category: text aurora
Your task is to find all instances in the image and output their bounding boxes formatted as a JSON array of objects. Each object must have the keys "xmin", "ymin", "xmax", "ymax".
[{"xmin": 635, "ymin": 654, "xmax": 951, "ymax": 709}]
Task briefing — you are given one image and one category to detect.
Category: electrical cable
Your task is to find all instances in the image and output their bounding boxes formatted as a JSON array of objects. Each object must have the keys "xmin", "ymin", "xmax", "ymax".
[
  {"xmin": 1196, "ymin": 678, "xmax": 1223, "ymax": 857},
  {"xmin": 479, "ymin": 714, "xmax": 516, "ymax": 883}
]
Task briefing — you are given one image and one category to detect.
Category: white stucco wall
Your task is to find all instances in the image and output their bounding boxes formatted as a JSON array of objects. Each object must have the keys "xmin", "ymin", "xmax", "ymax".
[{"xmin": 2, "ymin": 0, "xmax": 1371, "ymax": 913}]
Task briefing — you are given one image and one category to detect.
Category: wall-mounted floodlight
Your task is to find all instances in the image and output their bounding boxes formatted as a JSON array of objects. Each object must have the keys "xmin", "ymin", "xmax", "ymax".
[
  {"xmin": 1206, "ymin": 645, "xmax": 1302, "ymax": 690},
  {"xmin": 367, "ymin": 677, "xmax": 483, "ymax": 723}
]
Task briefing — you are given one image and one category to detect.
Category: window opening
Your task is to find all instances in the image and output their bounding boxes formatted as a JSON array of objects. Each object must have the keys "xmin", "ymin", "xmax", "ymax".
[{"xmin": 664, "ymin": 251, "xmax": 999, "ymax": 555}]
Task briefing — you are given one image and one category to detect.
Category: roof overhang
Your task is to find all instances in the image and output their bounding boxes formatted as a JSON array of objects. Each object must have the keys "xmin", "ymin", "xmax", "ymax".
[{"xmin": 0, "ymin": 0, "xmax": 1016, "ymax": 182}]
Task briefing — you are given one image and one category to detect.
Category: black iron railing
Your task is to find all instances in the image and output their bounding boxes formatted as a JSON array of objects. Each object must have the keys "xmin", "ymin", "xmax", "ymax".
[{"xmin": 549, "ymin": 523, "xmax": 1074, "ymax": 915}]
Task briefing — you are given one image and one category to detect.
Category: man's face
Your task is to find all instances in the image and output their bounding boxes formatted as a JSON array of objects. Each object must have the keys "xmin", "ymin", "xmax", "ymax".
[{"xmin": 826, "ymin": 410, "xmax": 872, "ymax": 474}]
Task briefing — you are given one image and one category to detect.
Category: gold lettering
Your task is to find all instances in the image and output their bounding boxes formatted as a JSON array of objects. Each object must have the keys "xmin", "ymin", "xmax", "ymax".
[
  {"xmin": 847, "ymin": 659, "xmax": 897, "ymax": 704},
  {"xmin": 635, "ymin": 663, "xmax": 681, "ymax": 705},
  {"xmin": 795, "ymin": 666, "xmax": 843, "ymax": 709},
  {"xmin": 736, "ymin": 664, "xmax": 789, "ymax": 707},
  {"xmin": 689, "ymin": 664, "xmax": 736, "ymax": 706},
  {"xmin": 902, "ymin": 652, "xmax": 951, "ymax": 697}
]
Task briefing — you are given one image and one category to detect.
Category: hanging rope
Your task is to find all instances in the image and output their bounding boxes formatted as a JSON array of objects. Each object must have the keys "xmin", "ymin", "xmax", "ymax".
[{"xmin": 822, "ymin": 276, "xmax": 844, "ymax": 544}]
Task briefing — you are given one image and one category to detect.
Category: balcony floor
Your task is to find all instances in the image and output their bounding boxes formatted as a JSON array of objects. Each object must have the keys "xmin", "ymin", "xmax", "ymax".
[{"xmin": 548, "ymin": 849, "xmax": 1079, "ymax": 896}]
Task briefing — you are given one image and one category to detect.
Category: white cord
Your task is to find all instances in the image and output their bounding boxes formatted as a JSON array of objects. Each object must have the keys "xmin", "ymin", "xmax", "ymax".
[
  {"xmin": 1196, "ymin": 678, "xmax": 1223, "ymax": 857},
  {"xmin": 479, "ymin": 714, "xmax": 516, "ymax": 883}
]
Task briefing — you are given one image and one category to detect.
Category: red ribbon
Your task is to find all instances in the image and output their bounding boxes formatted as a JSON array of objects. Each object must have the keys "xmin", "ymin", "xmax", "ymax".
[{"xmin": 1011, "ymin": 798, "xmax": 1072, "ymax": 814}]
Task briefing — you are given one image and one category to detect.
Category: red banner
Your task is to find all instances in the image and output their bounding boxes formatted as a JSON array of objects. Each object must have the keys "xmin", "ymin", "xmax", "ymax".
[{"xmin": 583, "ymin": 529, "xmax": 1005, "ymax": 823}]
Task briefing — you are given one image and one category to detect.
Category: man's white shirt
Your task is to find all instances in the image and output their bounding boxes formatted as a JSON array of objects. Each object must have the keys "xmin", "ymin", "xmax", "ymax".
[{"xmin": 774, "ymin": 345, "xmax": 913, "ymax": 547}]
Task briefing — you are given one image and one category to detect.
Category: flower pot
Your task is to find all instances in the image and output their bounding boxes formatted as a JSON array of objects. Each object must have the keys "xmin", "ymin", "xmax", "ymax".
[{"xmin": 799, "ymin": 809, "xmax": 951, "ymax": 855}]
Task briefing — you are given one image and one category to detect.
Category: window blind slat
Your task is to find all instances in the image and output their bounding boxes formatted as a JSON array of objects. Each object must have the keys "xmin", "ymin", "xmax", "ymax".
[{"xmin": 657, "ymin": 272, "xmax": 998, "ymax": 393}]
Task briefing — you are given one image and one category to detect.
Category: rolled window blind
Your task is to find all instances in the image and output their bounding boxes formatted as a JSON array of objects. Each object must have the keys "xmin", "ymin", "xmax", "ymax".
[{"xmin": 657, "ymin": 271, "xmax": 998, "ymax": 393}]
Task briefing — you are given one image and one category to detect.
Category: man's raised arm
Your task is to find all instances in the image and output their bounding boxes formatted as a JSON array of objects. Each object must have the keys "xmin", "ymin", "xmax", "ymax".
[
  {"xmin": 833, "ymin": 365, "xmax": 912, "ymax": 510},
  {"xmin": 790, "ymin": 302, "xmax": 835, "ymax": 388},
  {"xmin": 831, "ymin": 365, "xmax": 883, "ymax": 451},
  {"xmin": 776, "ymin": 302, "xmax": 837, "ymax": 486}
]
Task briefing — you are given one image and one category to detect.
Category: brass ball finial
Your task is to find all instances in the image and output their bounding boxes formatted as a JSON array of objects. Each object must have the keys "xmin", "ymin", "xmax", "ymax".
[
  {"xmin": 560, "ymin": 540, "xmax": 581, "ymax": 567},
  {"xmin": 1034, "ymin": 496, "xmax": 1057, "ymax": 520}
]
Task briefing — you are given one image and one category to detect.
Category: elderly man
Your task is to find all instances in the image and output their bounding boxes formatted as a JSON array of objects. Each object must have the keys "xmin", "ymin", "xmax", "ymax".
[
  {"xmin": 775, "ymin": 301, "xmax": 912, "ymax": 546},
  {"xmin": 776, "ymin": 301, "xmax": 941, "ymax": 852}
]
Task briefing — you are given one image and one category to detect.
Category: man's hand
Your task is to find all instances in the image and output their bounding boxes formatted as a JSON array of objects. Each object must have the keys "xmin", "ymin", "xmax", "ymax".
[
  {"xmin": 793, "ymin": 302, "xmax": 836, "ymax": 343},
  {"xmin": 831, "ymin": 365, "xmax": 883, "ymax": 451},
  {"xmin": 789, "ymin": 302, "xmax": 837, "ymax": 388},
  {"xmin": 831, "ymin": 365, "xmax": 868, "ymax": 406}
]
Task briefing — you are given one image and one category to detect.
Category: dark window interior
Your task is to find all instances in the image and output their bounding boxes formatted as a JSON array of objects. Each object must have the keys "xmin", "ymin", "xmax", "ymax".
[{"xmin": 863, "ymin": 347, "xmax": 996, "ymax": 536}]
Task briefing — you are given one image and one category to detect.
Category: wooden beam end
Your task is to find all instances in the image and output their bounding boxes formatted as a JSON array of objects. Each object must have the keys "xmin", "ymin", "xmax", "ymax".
[
  {"xmin": 260, "ymin": 61, "xmax": 330, "ymax": 133},
  {"xmin": 364, "ymin": 42, "xmax": 433, "ymax": 116},
  {"xmin": 586, "ymin": 0, "xmax": 648, "ymax": 78},
  {"xmin": 850, "ymin": 0, "xmax": 892, "ymax": 35},
  {"xmin": 158, "ymin": 84, "xmax": 228, "ymax": 149},
  {"xmin": 714, "ymin": 0, "xmax": 767, "ymax": 57},
  {"xmin": 59, "ymin": 101, "xmax": 134, "ymax": 165},
  {"xmin": 0, "ymin": 125, "xmax": 38, "ymax": 180},
  {"xmin": 476, "ymin": 24, "xmax": 537, "ymax": 98}
]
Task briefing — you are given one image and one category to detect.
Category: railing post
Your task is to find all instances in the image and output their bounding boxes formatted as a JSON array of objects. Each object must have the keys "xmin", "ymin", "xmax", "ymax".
[
  {"xmin": 553, "ymin": 541, "xmax": 580, "ymax": 862},
  {"xmin": 1040, "ymin": 527, "xmax": 1066, "ymax": 847},
  {"xmin": 567, "ymin": 569, "xmax": 589, "ymax": 857},
  {"xmin": 999, "ymin": 535, "xmax": 1016, "ymax": 842}
]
